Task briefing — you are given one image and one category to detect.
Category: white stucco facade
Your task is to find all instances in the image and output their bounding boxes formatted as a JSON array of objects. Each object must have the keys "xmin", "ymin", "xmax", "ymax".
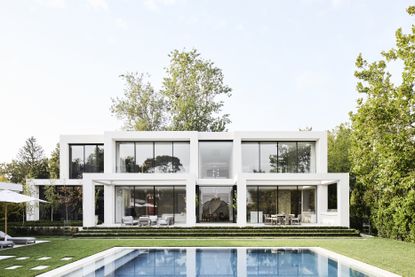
[{"xmin": 27, "ymin": 131, "xmax": 349, "ymax": 227}]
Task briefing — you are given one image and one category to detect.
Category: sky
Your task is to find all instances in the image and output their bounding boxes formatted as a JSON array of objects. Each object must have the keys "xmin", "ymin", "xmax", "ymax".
[{"xmin": 0, "ymin": 0, "xmax": 413, "ymax": 163}]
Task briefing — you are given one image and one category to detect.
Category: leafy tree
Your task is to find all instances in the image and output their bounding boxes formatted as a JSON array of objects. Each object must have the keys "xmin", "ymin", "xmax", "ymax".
[
  {"xmin": 350, "ymin": 6, "xmax": 415, "ymax": 241},
  {"xmin": 111, "ymin": 73, "xmax": 166, "ymax": 131},
  {"xmin": 111, "ymin": 49, "xmax": 232, "ymax": 131},
  {"xmin": 327, "ymin": 123, "xmax": 369, "ymax": 229},
  {"xmin": 44, "ymin": 183, "xmax": 59, "ymax": 221},
  {"xmin": 49, "ymin": 144, "xmax": 60, "ymax": 179},
  {"xmin": 161, "ymin": 49, "xmax": 232, "ymax": 131}
]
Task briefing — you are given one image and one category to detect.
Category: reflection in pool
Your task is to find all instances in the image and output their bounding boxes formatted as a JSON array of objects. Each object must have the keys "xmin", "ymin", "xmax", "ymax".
[{"xmin": 60, "ymin": 248, "xmax": 380, "ymax": 277}]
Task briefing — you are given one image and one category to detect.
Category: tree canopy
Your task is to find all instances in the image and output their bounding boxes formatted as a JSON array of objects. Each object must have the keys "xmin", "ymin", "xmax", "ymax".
[
  {"xmin": 111, "ymin": 49, "xmax": 232, "ymax": 131},
  {"xmin": 350, "ymin": 6, "xmax": 415, "ymax": 241}
]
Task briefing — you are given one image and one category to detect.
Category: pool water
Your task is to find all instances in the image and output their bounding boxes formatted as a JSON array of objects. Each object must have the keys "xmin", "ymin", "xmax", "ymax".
[{"xmin": 60, "ymin": 248, "xmax": 382, "ymax": 277}]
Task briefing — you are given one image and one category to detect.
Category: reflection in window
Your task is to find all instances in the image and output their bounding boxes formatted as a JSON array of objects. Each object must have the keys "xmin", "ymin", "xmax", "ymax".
[
  {"xmin": 241, "ymin": 141, "xmax": 316, "ymax": 173},
  {"xmin": 247, "ymin": 185, "xmax": 317, "ymax": 224},
  {"xmin": 115, "ymin": 186, "xmax": 186, "ymax": 224},
  {"xmin": 328, "ymin": 183, "xmax": 337, "ymax": 211},
  {"xmin": 199, "ymin": 141, "xmax": 233, "ymax": 178},
  {"xmin": 70, "ymin": 144, "xmax": 104, "ymax": 179},
  {"xmin": 116, "ymin": 141, "xmax": 190, "ymax": 173},
  {"xmin": 242, "ymin": 142, "xmax": 260, "ymax": 173},
  {"xmin": 196, "ymin": 186, "xmax": 236, "ymax": 223}
]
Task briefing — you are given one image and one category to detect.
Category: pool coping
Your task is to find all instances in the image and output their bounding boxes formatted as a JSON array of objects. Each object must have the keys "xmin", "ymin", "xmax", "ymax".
[{"xmin": 36, "ymin": 246, "xmax": 401, "ymax": 277}]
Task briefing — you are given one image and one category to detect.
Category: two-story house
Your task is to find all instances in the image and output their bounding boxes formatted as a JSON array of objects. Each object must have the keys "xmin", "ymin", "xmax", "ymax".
[{"xmin": 27, "ymin": 131, "xmax": 349, "ymax": 227}]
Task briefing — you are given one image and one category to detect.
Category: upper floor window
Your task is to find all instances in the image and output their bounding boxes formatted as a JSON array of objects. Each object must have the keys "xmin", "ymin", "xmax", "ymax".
[
  {"xmin": 241, "ymin": 141, "xmax": 315, "ymax": 173},
  {"xmin": 116, "ymin": 141, "xmax": 190, "ymax": 173},
  {"xmin": 199, "ymin": 141, "xmax": 233, "ymax": 179},
  {"xmin": 69, "ymin": 144, "xmax": 104, "ymax": 179}
]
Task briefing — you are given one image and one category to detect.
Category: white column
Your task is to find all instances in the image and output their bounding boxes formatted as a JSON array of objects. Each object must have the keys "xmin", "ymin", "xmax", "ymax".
[
  {"xmin": 104, "ymin": 184, "xmax": 115, "ymax": 226},
  {"xmin": 237, "ymin": 178, "xmax": 247, "ymax": 226},
  {"xmin": 186, "ymin": 178, "xmax": 196, "ymax": 226},
  {"xmin": 338, "ymin": 174, "xmax": 350, "ymax": 227},
  {"xmin": 237, "ymin": 248, "xmax": 247, "ymax": 277},
  {"xmin": 26, "ymin": 180, "xmax": 39, "ymax": 221},
  {"xmin": 317, "ymin": 185, "xmax": 327, "ymax": 225},
  {"xmin": 82, "ymin": 177, "xmax": 95, "ymax": 227}
]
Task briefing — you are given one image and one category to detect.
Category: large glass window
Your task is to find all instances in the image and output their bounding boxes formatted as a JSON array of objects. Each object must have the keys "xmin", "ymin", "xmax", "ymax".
[
  {"xmin": 115, "ymin": 185, "xmax": 186, "ymax": 224},
  {"xmin": 39, "ymin": 185, "xmax": 83, "ymax": 221},
  {"xmin": 116, "ymin": 141, "xmax": 190, "ymax": 173},
  {"xmin": 135, "ymin": 142, "xmax": 154, "ymax": 173},
  {"xmin": 242, "ymin": 142, "xmax": 260, "ymax": 173},
  {"xmin": 260, "ymin": 142, "xmax": 278, "ymax": 173},
  {"xmin": 199, "ymin": 141, "xmax": 233, "ymax": 178},
  {"xmin": 196, "ymin": 186, "xmax": 236, "ymax": 223},
  {"xmin": 247, "ymin": 185, "xmax": 316, "ymax": 224},
  {"xmin": 70, "ymin": 144, "xmax": 104, "ymax": 179},
  {"xmin": 241, "ymin": 141, "xmax": 316, "ymax": 173}
]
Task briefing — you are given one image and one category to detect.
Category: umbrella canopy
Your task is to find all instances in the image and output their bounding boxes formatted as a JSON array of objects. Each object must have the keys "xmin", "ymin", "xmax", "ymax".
[
  {"xmin": 0, "ymin": 189, "xmax": 47, "ymax": 203},
  {"xmin": 0, "ymin": 189, "xmax": 46, "ymax": 235}
]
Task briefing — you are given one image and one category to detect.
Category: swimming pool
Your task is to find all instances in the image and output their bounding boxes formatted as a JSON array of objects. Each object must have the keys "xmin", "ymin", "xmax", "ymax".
[{"xmin": 39, "ymin": 247, "xmax": 400, "ymax": 277}]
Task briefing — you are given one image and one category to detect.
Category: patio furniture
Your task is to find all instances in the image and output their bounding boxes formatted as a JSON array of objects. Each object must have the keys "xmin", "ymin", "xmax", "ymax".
[
  {"xmin": 158, "ymin": 216, "xmax": 174, "ymax": 226},
  {"xmin": 291, "ymin": 214, "xmax": 301, "ymax": 225},
  {"xmin": 138, "ymin": 216, "xmax": 151, "ymax": 226},
  {"xmin": 264, "ymin": 214, "xmax": 272, "ymax": 225},
  {"xmin": 149, "ymin": 216, "xmax": 158, "ymax": 226},
  {"xmin": 276, "ymin": 214, "xmax": 286, "ymax": 225},
  {"xmin": 0, "ymin": 240, "xmax": 14, "ymax": 249},
  {"xmin": 0, "ymin": 231, "xmax": 36, "ymax": 245},
  {"xmin": 270, "ymin": 214, "xmax": 278, "ymax": 225},
  {"xmin": 121, "ymin": 216, "xmax": 139, "ymax": 226}
]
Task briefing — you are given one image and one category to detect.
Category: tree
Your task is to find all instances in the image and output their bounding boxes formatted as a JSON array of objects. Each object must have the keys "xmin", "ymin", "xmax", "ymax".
[
  {"xmin": 350, "ymin": 6, "xmax": 415, "ymax": 241},
  {"xmin": 161, "ymin": 49, "xmax": 232, "ymax": 131},
  {"xmin": 111, "ymin": 73, "xmax": 166, "ymax": 131},
  {"xmin": 327, "ymin": 123, "xmax": 369, "ymax": 229},
  {"xmin": 111, "ymin": 49, "xmax": 232, "ymax": 132},
  {"xmin": 49, "ymin": 144, "xmax": 60, "ymax": 179},
  {"xmin": 44, "ymin": 183, "xmax": 59, "ymax": 221}
]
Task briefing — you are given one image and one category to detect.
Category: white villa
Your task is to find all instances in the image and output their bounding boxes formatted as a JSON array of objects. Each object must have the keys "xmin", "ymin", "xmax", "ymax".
[{"xmin": 27, "ymin": 131, "xmax": 349, "ymax": 227}]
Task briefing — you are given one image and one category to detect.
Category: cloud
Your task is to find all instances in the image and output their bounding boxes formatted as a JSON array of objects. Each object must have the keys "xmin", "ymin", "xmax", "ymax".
[
  {"xmin": 87, "ymin": 0, "xmax": 109, "ymax": 11},
  {"xmin": 143, "ymin": 0, "xmax": 178, "ymax": 12}
]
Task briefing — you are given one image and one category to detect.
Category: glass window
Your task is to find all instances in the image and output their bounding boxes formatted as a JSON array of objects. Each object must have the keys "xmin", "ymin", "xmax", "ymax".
[
  {"xmin": 328, "ymin": 183, "xmax": 338, "ymax": 211},
  {"xmin": 302, "ymin": 186, "xmax": 316, "ymax": 212},
  {"xmin": 172, "ymin": 142, "xmax": 190, "ymax": 173},
  {"xmin": 260, "ymin": 142, "xmax": 278, "ymax": 173},
  {"xmin": 199, "ymin": 141, "xmax": 233, "ymax": 178},
  {"xmin": 70, "ymin": 145, "xmax": 84, "ymax": 179},
  {"xmin": 84, "ymin": 145, "xmax": 104, "ymax": 173},
  {"xmin": 154, "ymin": 142, "xmax": 173, "ymax": 173},
  {"xmin": 246, "ymin": 186, "xmax": 258, "ymax": 223},
  {"xmin": 117, "ymin": 143, "xmax": 135, "ymax": 173},
  {"xmin": 242, "ymin": 142, "xmax": 260, "ymax": 173},
  {"xmin": 298, "ymin": 142, "xmax": 313, "ymax": 173},
  {"xmin": 258, "ymin": 186, "xmax": 278, "ymax": 222},
  {"xmin": 135, "ymin": 142, "xmax": 154, "ymax": 173},
  {"xmin": 173, "ymin": 186, "xmax": 186, "ymax": 223},
  {"xmin": 278, "ymin": 142, "xmax": 297, "ymax": 173},
  {"xmin": 156, "ymin": 186, "xmax": 174, "ymax": 217},
  {"xmin": 197, "ymin": 186, "xmax": 236, "ymax": 223}
]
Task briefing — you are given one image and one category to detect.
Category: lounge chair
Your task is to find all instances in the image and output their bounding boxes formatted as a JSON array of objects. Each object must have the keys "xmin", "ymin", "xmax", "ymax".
[
  {"xmin": 0, "ymin": 231, "xmax": 36, "ymax": 245},
  {"xmin": 138, "ymin": 216, "xmax": 151, "ymax": 226},
  {"xmin": 0, "ymin": 240, "xmax": 14, "ymax": 249},
  {"xmin": 158, "ymin": 216, "xmax": 174, "ymax": 226},
  {"xmin": 121, "ymin": 216, "xmax": 139, "ymax": 226},
  {"xmin": 149, "ymin": 216, "xmax": 158, "ymax": 226}
]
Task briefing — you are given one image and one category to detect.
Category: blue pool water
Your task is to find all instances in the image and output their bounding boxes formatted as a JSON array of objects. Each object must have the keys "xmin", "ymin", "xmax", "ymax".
[{"xmin": 64, "ymin": 248, "xmax": 376, "ymax": 277}]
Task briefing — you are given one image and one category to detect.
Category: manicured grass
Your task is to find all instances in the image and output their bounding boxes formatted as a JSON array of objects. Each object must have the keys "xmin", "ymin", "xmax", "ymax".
[{"xmin": 0, "ymin": 237, "xmax": 413, "ymax": 276}]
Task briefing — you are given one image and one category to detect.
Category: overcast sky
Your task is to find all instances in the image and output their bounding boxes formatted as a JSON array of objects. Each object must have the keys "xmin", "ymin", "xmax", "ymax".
[{"xmin": 0, "ymin": 0, "xmax": 413, "ymax": 163}]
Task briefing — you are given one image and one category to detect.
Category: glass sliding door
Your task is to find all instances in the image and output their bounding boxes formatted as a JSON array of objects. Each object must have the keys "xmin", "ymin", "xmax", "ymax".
[
  {"xmin": 246, "ymin": 185, "xmax": 317, "ymax": 224},
  {"xmin": 115, "ymin": 186, "xmax": 186, "ymax": 224},
  {"xmin": 196, "ymin": 186, "xmax": 236, "ymax": 223}
]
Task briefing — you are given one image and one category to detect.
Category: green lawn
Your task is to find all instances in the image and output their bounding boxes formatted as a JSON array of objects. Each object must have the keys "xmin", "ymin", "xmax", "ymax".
[{"xmin": 0, "ymin": 237, "xmax": 413, "ymax": 276}]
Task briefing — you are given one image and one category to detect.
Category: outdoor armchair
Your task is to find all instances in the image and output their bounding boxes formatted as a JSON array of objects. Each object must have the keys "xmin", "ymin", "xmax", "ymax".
[
  {"xmin": 121, "ymin": 216, "xmax": 139, "ymax": 226},
  {"xmin": 0, "ymin": 231, "xmax": 36, "ymax": 245}
]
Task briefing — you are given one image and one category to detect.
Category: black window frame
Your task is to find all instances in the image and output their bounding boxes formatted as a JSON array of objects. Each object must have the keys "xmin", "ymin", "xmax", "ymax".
[{"xmin": 69, "ymin": 143, "xmax": 104, "ymax": 179}]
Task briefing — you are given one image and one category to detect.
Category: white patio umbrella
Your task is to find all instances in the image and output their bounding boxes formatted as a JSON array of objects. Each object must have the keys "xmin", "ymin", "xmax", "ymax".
[{"xmin": 0, "ymin": 189, "xmax": 46, "ymax": 234}]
